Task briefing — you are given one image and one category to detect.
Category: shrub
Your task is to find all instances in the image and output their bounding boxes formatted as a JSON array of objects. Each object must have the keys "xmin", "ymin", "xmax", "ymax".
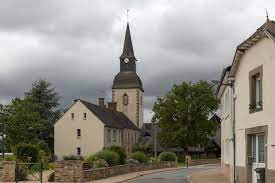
[
  {"xmin": 84, "ymin": 155, "xmax": 98, "ymax": 165},
  {"xmin": 107, "ymin": 145, "xmax": 127, "ymax": 165},
  {"xmin": 48, "ymin": 172, "xmax": 55, "ymax": 182},
  {"xmin": 95, "ymin": 150, "xmax": 119, "ymax": 166},
  {"xmin": 132, "ymin": 144, "xmax": 149, "ymax": 154},
  {"xmin": 63, "ymin": 155, "xmax": 83, "ymax": 160},
  {"xmin": 4, "ymin": 156, "xmax": 15, "ymax": 161},
  {"xmin": 130, "ymin": 151, "xmax": 148, "ymax": 163},
  {"xmin": 158, "ymin": 152, "xmax": 177, "ymax": 162},
  {"xmin": 15, "ymin": 165, "xmax": 28, "ymax": 181},
  {"xmin": 13, "ymin": 143, "xmax": 39, "ymax": 163},
  {"xmin": 93, "ymin": 159, "xmax": 109, "ymax": 168},
  {"xmin": 48, "ymin": 162, "xmax": 54, "ymax": 170},
  {"xmin": 36, "ymin": 141, "xmax": 50, "ymax": 155}
]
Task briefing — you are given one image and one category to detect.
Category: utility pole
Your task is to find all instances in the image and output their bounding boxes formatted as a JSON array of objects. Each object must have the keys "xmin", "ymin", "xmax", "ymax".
[
  {"xmin": 0, "ymin": 112, "xmax": 4, "ymax": 159},
  {"xmin": 154, "ymin": 122, "xmax": 157, "ymax": 158}
]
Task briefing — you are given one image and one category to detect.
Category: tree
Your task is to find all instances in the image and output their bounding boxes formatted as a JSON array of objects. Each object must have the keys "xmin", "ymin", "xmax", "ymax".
[
  {"xmin": 152, "ymin": 81, "xmax": 219, "ymax": 150},
  {"xmin": 25, "ymin": 79, "xmax": 61, "ymax": 152},
  {"xmin": 5, "ymin": 98, "xmax": 46, "ymax": 147}
]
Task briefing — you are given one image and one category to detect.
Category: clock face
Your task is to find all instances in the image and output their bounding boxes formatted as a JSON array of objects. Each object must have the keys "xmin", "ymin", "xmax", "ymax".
[{"xmin": 124, "ymin": 58, "xmax": 129, "ymax": 63}]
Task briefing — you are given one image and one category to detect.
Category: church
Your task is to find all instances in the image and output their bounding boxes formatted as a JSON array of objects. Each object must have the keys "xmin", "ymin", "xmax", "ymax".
[{"xmin": 54, "ymin": 23, "xmax": 144, "ymax": 159}]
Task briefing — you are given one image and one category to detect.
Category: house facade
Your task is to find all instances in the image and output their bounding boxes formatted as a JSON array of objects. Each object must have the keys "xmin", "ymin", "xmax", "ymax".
[
  {"xmin": 217, "ymin": 19, "xmax": 275, "ymax": 183},
  {"xmin": 54, "ymin": 23, "xmax": 143, "ymax": 159}
]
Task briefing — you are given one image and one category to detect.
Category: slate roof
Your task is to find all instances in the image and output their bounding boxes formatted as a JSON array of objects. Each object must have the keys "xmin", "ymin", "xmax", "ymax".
[
  {"xmin": 120, "ymin": 23, "xmax": 135, "ymax": 59},
  {"xmin": 79, "ymin": 100, "xmax": 139, "ymax": 131},
  {"xmin": 230, "ymin": 19, "xmax": 275, "ymax": 77},
  {"xmin": 112, "ymin": 71, "xmax": 143, "ymax": 91}
]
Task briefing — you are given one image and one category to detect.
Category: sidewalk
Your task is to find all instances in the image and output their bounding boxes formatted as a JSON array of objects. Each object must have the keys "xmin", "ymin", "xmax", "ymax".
[
  {"xmin": 89, "ymin": 166, "xmax": 184, "ymax": 183},
  {"xmin": 189, "ymin": 168, "xmax": 230, "ymax": 183}
]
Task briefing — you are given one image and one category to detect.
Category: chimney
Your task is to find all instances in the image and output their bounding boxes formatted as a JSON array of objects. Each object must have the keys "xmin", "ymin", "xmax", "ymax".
[
  {"xmin": 108, "ymin": 102, "xmax": 117, "ymax": 112},
  {"xmin": 99, "ymin": 98, "xmax": 104, "ymax": 110}
]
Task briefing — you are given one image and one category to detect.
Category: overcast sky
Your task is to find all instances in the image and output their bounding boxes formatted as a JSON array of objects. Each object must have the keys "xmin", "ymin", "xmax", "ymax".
[{"xmin": 0, "ymin": 0, "xmax": 274, "ymax": 122}]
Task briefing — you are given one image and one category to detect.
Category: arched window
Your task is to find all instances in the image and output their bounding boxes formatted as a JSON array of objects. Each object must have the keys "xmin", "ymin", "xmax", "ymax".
[{"xmin": 123, "ymin": 93, "xmax": 129, "ymax": 105}]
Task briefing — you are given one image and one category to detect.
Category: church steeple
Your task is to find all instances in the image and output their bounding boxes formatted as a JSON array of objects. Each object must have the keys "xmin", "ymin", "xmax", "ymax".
[
  {"xmin": 119, "ymin": 23, "xmax": 137, "ymax": 72},
  {"xmin": 120, "ymin": 23, "xmax": 136, "ymax": 59}
]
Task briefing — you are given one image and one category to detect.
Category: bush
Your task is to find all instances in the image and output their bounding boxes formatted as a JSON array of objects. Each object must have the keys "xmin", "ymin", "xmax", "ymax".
[
  {"xmin": 48, "ymin": 172, "xmax": 55, "ymax": 182},
  {"xmin": 107, "ymin": 145, "xmax": 127, "ymax": 165},
  {"xmin": 13, "ymin": 143, "xmax": 39, "ymax": 163},
  {"xmin": 158, "ymin": 152, "xmax": 177, "ymax": 162},
  {"xmin": 15, "ymin": 165, "xmax": 28, "ymax": 181},
  {"xmin": 63, "ymin": 155, "xmax": 83, "ymax": 160},
  {"xmin": 84, "ymin": 155, "xmax": 98, "ymax": 165},
  {"xmin": 48, "ymin": 162, "xmax": 54, "ymax": 170},
  {"xmin": 130, "ymin": 151, "xmax": 148, "ymax": 163},
  {"xmin": 95, "ymin": 150, "xmax": 119, "ymax": 166},
  {"xmin": 93, "ymin": 159, "xmax": 109, "ymax": 168},
  {"xmin": 36, "ymin": 141, "xmax": 50, "ymax": 155},
  {"xmin": 4, "ymin": 156, "xmax": 15, "ymax": 161},
  {"xmin": 132, "ymin": 144, "xmax": 149, "ymax": 154}
]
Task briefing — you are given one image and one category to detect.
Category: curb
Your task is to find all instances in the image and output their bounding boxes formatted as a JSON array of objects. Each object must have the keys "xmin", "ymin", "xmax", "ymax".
[{"xmin": 116, "ymin": 166, "xmax": 186, "ymax": 183}]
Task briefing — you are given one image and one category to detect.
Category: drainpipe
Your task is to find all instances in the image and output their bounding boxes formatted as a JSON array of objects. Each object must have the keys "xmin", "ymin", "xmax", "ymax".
[{"xmin": 229, "ymin": 77, "xmax": 236, "ymax": 183}]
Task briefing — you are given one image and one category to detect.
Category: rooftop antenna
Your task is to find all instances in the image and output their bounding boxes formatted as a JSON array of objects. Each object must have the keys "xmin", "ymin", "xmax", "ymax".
[
  {"xmin": 127, "ymin": 9, "xmax": 130, "ymax": 23},
  {"xmin": 266, "ymin": 9, "xmax": 269, "ymax": 20}
]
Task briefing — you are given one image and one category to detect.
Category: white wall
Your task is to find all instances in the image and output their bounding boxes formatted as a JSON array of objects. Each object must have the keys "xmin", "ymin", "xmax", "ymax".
[
  {"xmin": 112, "ymin": 88, "xmax": 144, "ymax": 128},
  {"xmin": 233, "ymin": 37, "xmax": 275, "ymax": 169},
  {"xmin": 54, "ymin": 100, "xmax": 105, "ymax": 160}
]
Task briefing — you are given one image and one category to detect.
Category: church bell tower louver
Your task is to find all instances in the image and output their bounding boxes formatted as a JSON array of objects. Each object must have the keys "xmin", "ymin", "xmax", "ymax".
[{"xmin": 112, "ymin": 23, "xmax": 144, "ymax": 129}]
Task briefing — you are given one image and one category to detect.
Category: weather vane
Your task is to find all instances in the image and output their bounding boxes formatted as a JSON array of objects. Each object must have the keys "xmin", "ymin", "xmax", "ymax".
[{"xmin": 127, "ymin": 9, "xmax": 130, "ymax": 23}]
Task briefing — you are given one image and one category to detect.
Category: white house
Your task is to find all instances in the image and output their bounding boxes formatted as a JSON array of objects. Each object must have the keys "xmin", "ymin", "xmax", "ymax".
[
  {"xmin": 54, "ymin": 23, "xmax": 144, "ymax": 160},
  {"xmin": 217, "ymin": 19, "xmax": 275, "ymax": 183}
]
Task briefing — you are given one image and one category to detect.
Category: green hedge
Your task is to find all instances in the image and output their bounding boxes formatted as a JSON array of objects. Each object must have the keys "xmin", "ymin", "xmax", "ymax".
[
  {"xmin": 95, "ymin": 150, "xmax": 119, "ymax": 166},
  {"xmin": 107, "ymin": 145, "xmax": 127, "ymax": 165},
  {"xmin": 13, "ymin": 143, "xmax": 39, "ymax": 163},
  {"xmin": 130, "ymin": 151, "xmax": 148, "ymax": 163},
  {"xmin": 158, "ymin": 152, "xmax": 177, "ymax": 162}
]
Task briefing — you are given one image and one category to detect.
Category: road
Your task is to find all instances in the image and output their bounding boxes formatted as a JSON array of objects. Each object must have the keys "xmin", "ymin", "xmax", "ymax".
[{"xmin": 126, "ymin": 164, "xmax": 220, "ymax": 183}]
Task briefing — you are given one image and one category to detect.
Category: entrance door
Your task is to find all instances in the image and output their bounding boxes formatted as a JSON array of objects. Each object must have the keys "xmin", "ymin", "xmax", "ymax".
[{"xmin": 252, "ymin": 134, "xmax": 265, "ymax": 183}]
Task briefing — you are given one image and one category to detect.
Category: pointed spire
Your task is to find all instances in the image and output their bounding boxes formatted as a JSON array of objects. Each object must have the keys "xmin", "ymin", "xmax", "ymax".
[{"xmin": 120, "ymin": 23, "xmax": 135, "ymax": 59}]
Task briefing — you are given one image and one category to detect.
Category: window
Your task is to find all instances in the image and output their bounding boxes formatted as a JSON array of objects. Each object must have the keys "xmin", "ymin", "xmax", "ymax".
[
  {"xmin": 77, "ymin": 129, "xmax": 81, "ymax": 138},
  {"xmin": 140, "ymin": 96, "xmax": 142, "ymax": 106},
  {"xmin": 123, "ymin": 93, "xmax": 129, "ymax": 105},
  {"xmin": 77, "ymin": 147, "xmax": 81, "ymax": 155},
  {"xmin": 113, "ymin": 130, "xmax": 116, "ymax": 142},
  {"xmin": 134, "ymin": 133, "xmax": 137, "ymax": 143},
  {"xmin": 119, "ymin": 131, "xmax": 121, "ymax": 142},
  {"xmin": 71, "ymin": 113, "xmax": 74, "ymax": 119},
  {"xmin": 249, "ymin": 65, "xmax": 263, "ymax": 113},
  {"xmin": 107, "ymin": 129, "xmax": 111, "ymax": 142},
  {"xmin": 83, "ymin": 113, "xmax": 87, "ymax": 119},
  {"xmin": 127, "ymin": 133, "xmax": 130, "ymax": 144}
]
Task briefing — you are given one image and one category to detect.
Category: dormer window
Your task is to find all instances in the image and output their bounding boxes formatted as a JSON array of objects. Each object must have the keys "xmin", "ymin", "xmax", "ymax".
[
  {"xmin": 71, "ymin": 113, "xmax": 74, "ymax": 119},
  {"xmin": 123, "ymin": 93, "xmax": 129, "ymax": 105},
  {"xmin": 83, "ymin": 113, "xmax": 87, "ymax": 119}
]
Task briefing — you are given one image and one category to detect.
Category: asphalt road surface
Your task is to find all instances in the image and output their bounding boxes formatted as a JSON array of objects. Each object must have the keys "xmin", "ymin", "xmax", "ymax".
[{"xmin": 127, "ymin": 164, "xmax": 220, "ymax": 183}]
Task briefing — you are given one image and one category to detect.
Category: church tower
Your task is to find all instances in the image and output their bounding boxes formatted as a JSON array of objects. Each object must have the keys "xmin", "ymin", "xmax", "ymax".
[{"xmin": 112, "ymin": 23, "xmax": 144, "ymax": 129}]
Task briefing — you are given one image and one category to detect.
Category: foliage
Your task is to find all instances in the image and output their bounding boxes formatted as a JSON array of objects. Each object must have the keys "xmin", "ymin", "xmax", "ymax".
[
  {"xmin": 152, "ymin": 81, "xmax": 219, "ymax": 149},
  {"xmin": 37, "ymin": 141, "xmax": 50, "ymax": 155},
  {"xmin": 4, "ymin": 156, "xmax": 15, "ymax": 161},
  {"xmin": 93, "ymin": 159, "xmax": 109, "ymax": 168},
  {"xmin": 95, "ymin": 150, "xmax": 119, "ymax": 166},
  {"xmin": 48, "ymin": 172, "xmax": 55, "ymax": 182},
  {"xmin": 158, "ymin": 152, "xmax": 177, "ymax": 162},
  {"xmin": 132, "ymin": 143, "xmax": 150, "ymax": 154},
  {"xmin": 5, "ymin": 98, "xmax": 46, "ymax": 147},
  {"xmin": 63, "ymin": 155, "xmax": 83, "ymax": 160},
  {"xmin": 84, "ymin": 155, "xmax": 98, "ymax": 165},
  {"xmin": 13, "ymin": 143, "xmax": 39, "ymax": 163},
  {"xmin": 30, "ymin": 164, "xmax": 42, "ymax": 173},
  {"xmin": 149, "ymin": 157, "xmax": 159, "ymax": 163},
  {"xmin": 25, "ymin": 79, "xmax": 61, "ymax": 153},
  {"xmin": 48, "ymin": 162, "xmax": 55, "ymax": 170},
  {"xmin": 130, "ymin": 151, "xmax": 148, "ymax": 163},
  {"xmin": 107, "ymin": 145, "xmax": 127, "ymax": 164}
]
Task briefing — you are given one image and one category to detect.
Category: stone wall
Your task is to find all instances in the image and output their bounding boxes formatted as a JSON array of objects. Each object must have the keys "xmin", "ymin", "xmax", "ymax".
[
  {"xmin": 0, "ymin": 161, "xmax": 15, "ymax": 182},
  {"xmin": 55, "ymin": 161, "xmax": 176, "ymax": 182},
  {"xmin": 55, "ymin": 160, "xmax": 83, "ymax": 182},
  {"xmin": 188, "ymin": 158, "xmax": 220, "ymax": 166}
]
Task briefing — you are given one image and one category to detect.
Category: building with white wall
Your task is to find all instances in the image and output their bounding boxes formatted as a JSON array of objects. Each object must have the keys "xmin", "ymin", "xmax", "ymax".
[{"xmin": 217, "ymin": 19, "xmax": 275, "ymax": 183}]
